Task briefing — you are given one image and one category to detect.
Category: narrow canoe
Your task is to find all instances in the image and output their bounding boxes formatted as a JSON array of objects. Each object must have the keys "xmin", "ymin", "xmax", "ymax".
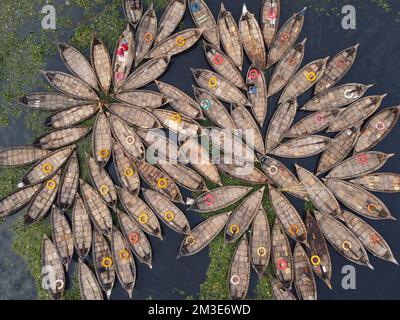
[
  {"xmin": 295, "ymin": 164, "xmax": 341, "ymax": 217},
  {"xmin": 112, "ymin": 229, "xmax": 136, "ymax": 298},
  {"xmin": 246, "ymin": 64, "xmax": 268, "ymax": 125},
  {"xmin": 239, "ymin": 4, "xmax": 266, "ymax": 70},
  {"xmin": 316, "ymin": 127, "xmax": 360, "ymax": 176},
  {"xmin": 118, "ymin": 187, "xmax": 162, "ymax": 239},
  {"xmin": 228, "ymin": 235, "xmax": 251, "ymax": 300},
  {"xmin": 324, "ymin": 178, "xmax": 395, "ymax": 220},
  {"xmin": 340, "ymin": 211, "xmax": 398, "ymax": 264},
  {"xmin": 33, "ymin": 126, "xmax": 91, "ymax": 150},
  {"xmin": 178, "ymin": 212, "xmax": 230, "ymax": 258},
  {"xmin": 261, "ymin": 0, "xmax": 280, "ymax": 48},
  {"xmin": 113, "ymin": 90, "xmax": 169, "ymax": 109},
  {"xmin": 278, "ymin": 57, "xmax": 329, "ymax": 104},
  {"xmin": 350, "ymin": 173, "xmax": 400, "ymax": 193},
  {"xmin": 271, "ymin": 277, "xmax": 296, "ymax": 300},
  {"xmin": 327, "ymin": 95, "xmax": 387, "ymax": 132},
  {"xmin": 57, "ymin": 152, "xmax": 79, "ymax": 211},
  {"xmin": 92, "ymin": 111, "xmax": 112, "ymax": 167},
  {"xmin": 155, "ymin": 0, "xmax": 186, "ymax": 45},
  {"xmin": 91, "ymin": 36, "xmax": 112, "ymax": 95},
  {"xmin": 293, "ymin": 243, "xmax": 317, "ymax": 300},
  {"xmin": 112, "ymin": 143, "xmax": 140, "ymax": 195},
  {"xmin": 314, "ymin": 211, "xmax": 373, "ymax": 268},
  {"xmin": 134, "ymin": 4, "xmax": 157, "ymax": 66},
  {"xmin": 271, "ymin": 221, "xmax": 294, "ymax": 289},
  {"xmin": 19, "ymin": 93, "xmax": 86, "ymax": 111},
  {"xmin": 315, "ymin": 44, "xmax": 359, "ymax": 95},
  {"xmin": 152, "ymin": 110, "xmax": 201, "ymax": 136},
  {"xmin": 0, "ymin": 146, "xmax": 49, "ymax": 167},
  {"xmin": 269, "ymin": 187, "xmax": 307, "ymax": 244},
  {"xmin": 268, "ymin": 39, "xmax": 307, "ymax": 97},
  {"xmin": 45, "ymin": 103, "xmax": 99, "ymax": 128},
  {"xmin": 271, "ymin": 135, "xmax": 331, "ymax": 158},
  {"xmin": 224, "ymin": 187, "xmax": 265, "ymax": 243},
  {"xmin": 217, "ymin": 3, "xmax": 243, "ymax": 70},
  {"xmin": 187, "ymin": 186, "xmax": 252, "ymax": 213},
  {"xmin": 0, "ymin": 185, "xmax": 40, "ymax": 219},
  {"xmin": 117, "ymin": 210, "xmax": 152, "ymax": 268},
  {"xmin": 123, "ymin": 0, "xmax": 143, "ymax": 28},
  {"xmin": 78, "ymin": 260, "xmax": 104, "ymax": 300},
  {"xmin": 72, "ymin": 194, "xmax": 92, "ymax": 260},
  {"xmin": 107, "ymin": 103, "xmax": 161, "ymax": 129},
  {"xmin": 142, "ymin": 188, "xmax": 190, "ymax": 234},
  {"xmin": 41, "ymin": 235, "xmax": 65, "ymax": 300},
  {"xmin": 354, "ymin": 106, "xmax": 400, "ymax": 153},
  {"xmin": 188, "ymin": 0, "xmax": 219, "ymax": 47},
  {"xmin": 250, "ymin": 207, "xmax": 271, "ymax": 277},
  {"xmin": 80, "ymin": 179, "xmax": 113, "ymax": 238}
]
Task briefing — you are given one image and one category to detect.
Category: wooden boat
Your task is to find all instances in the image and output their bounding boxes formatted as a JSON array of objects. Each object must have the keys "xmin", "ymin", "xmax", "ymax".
[
  {"xmin": 58, "ymin": 152, "xmax": 79, "ymax": 212},
  {"xmin": 108, "ymin": 114, "xmax": 145, "ymax": 160},
  {"xmin": 80, "ymin": 179, "xmax": 113, "ymax": 238},
  {"xmin": 41, "ymin": 235, "xmax": 65, "ymax": 300},
  {"xmin": 293, "ymin": 243, "xmax": 317, "ymax": 300},
  {"xmin": 250, "ymin": 207, "xmax": 271, "ymax": 277},
  {"xmin": 113, "ymin": 90, "xmax": 169, "ymax": 109},
  {"xmin": 278, "ymin": 57, "xmax": 328, "ymax": 104},
  {"xmin": 118, "ymin": 187, "xmax": 162, "ymax": 239},
  {"xmin": 134, "ymin": 4, "xmax": 157, "ymax": 66},
  {"xmin": 153, "ymin": 110, "xmax": 201, "ymax": 136},
  {"xmin": 136, "ymin": 160, "xmax": 183, "ymax": 203},
  {"xmin": 155, "ymin": 80, "xmax": 203, "ymax": 120},
  {"xmin": 268, "ymin": 39, "xmax": 307, "ymax": 97},
  {"xmin": 41, "ymin": 71, "xmax": 98, "ymax": 101},
  {"xmin": 180, "ymin": 138, "xmax": 222, "ymax": 186},
  {"xmin": 340, "ymin": 211, "xmax": 398, "ymax": 264},
  {"xmin": 92, "ymin": 111, "xmax": 112, "ymax": 167},
  {"xmin": 123, "ymin": 0, "xmax": 143, "ymax": 28},
  {"xmin": 193, "ymin": 86, "xmax": 236, "ymax": 130},
  {"xmin": 33, "ymin": 127, "xmax": 91, "ymax": 150},
  {"xmin": 354, "ymin": 106, "xmax": 400, "ymax": 153},
  {"xmin": 269, "ymin": 187, "xmax": 307, "ymax": 244},
  {"xmin": 327, "ymin": 95, "xmax": 387, "ymax": 132},
  {"xmin": 217, "ymin": 3, "xmax": 243, "ymax": 70},
  {"xmin": 147, "ymin": 28, "xmax": 204, "ymax": 59},
  {"xmin": 112, "ymin": 143, "xmax": 140, "ymax": 195},
  {"xmin": 19, "ymin": 92, "xmax": 86, "ymax": 111},
  {"xmin": 187, "ymin": 186, "xmax": 252, "ymax": 213},
  {"xmin": 119, "ymin": 56, "xmax": 170, "ymax": 91},
  {"xmin": 271, "ymin": 135, "xmax": 331, "ymax": 158},
  {"xmin": 188, "ymin": 0, "xmax": 219, "ymax": 48},
  {"xmin": 239, "ymin": 4, "xmax": 266, "ymax": 70},
  {"xmin": 25, "ymin": 173, "xmax": 61, "ymax": 225},
  {"xmin": 228, "ymin": 235, "xmax": 251, "ymax": 300},
  {"xmin": 107, "ymin": 103, "xmax": 161, "ymax": 129},
  {"xmin": 203, "ymin": 42, "xmax": 246, "ymax": 90},
  {"xmin": 51, "ymin": 205, "xmax": 73, "ymax": 271},
  {"xmin": 271, "ymin": 277, "xmax": 296, "ymax": 300},
  {"xmin": 302, "ymin": 83, "xmax": 373, "ymax": 111},
  {"xmin": 92, "ymin": 230, "xmax": 115, "ymax": 299},
  {"xmin": 45, "ymin": 103, "xmax": 99, "ymax": 128},
  {"xmin": 112, "ymin": 229, "xmax": 136, "ymax": 298},
  {"xmin": 326, "ymin": 151, "xmax": 394, "ymax": 180},
  {"xmin": 0, "ymin": 146, "xmax": 49, "ymax": 167},
  {"xmin": 295, "ymin": 165, "xmax": 341, "ymax": 217},
  {"xmin": 304, "ymin": 212, "xmax": 332, "ymax": 289},
  {"xmin": 178, "ymin": 212, "xmax": 230, "ymax": 258},
  {"xmin": 87, "ymin": 155, "xmax": 117, "ymax": 208},
  {"xmin": 91, "ymin": 36, "xmax": 112, "ymax": 95},
  {"xmin": 324, "ymin": 178, "xmax": 395, "ymax": 220},
  {"xmin": 267, "ymin": 7, "xmax": 306, "ymax": 68},
  {"xmin": 314, "ymin": 211, "xmax": 373, "ymax": 268},
  {"xmin": 117, "ymin": 210, "xmax": 152, "ymax": 268},
  {"xmin": 72, "ymin": 194, "xmax": 92, "ymax": 259},
  {"xmin": 350, "ymin": 173, "xmax": 400, "ymax": 193},
  {"xmin": 316, "ymin": 127, "xmax": 360, "ymax": 176},
  {"xmin": 261, "ymin": 0, "xmax": 280, "ymax": 48},
  {"xmin": 224, "ymin": 187, "xmax": 265, "ymax": 243},
  {"xmin": 259, "ymin": 155, "xmax": 306, "ymax": 199},
  {"xmin": 246, "ymin": 64, "xmax": 268, "ymax": 125},
  {"xmin": 0, "ymin": 185, "xmax": 40, "ymax": 219},
  {"xmin": 112, "ymin": 24, "xmax": 135, "ymax": 91},
  {"xmin": 155, "ymin": 0, "xmax": 186, "ymax": 45},
  {"xmin": 315, "ymin": 44, "xmax": 359, "ymax": 95},
  {"xmin": 271, "ymin": 221, "xmax": 293, "ymax": 289},
  {"xmin": 231, "ymin": 105, "xmax": 265, "ymax": 154},
  {"xmin": 285, "ymin": 110, "xmax": 340, "ymax": 138},
  {"xmin": 265, "ymin": 99, "xmax": 297, "ymax": 153},
  {"xmin": 78, "ymin": 260, "xmax": 104, "ymax": 300},
  {"xmin": 191, "ymin": 69, "xmax": 249, "ymax": 106}
]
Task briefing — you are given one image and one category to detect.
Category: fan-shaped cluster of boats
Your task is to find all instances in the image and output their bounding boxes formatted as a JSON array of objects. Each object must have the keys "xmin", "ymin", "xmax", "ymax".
[{"xmin": 0, "ymin": 0, "xmax": 399, "ymax": 301}]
